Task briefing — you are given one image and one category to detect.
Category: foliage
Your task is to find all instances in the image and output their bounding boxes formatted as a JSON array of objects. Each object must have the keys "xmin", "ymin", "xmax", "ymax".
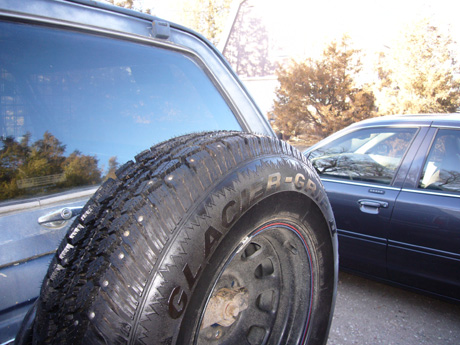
[
  {"xmin": 272, "ymin": 36, "xmax": 376, "ymax": 142},
  {"xmin": 105, "ymin": 156, "xmax": 120, "ymax": 181},
  {"xmin": 62, "ymin": 151, "xmax": 102, "ymax": 187},
  {"xmin": 179, "ymin": 0, "xmax": 233, "ymax": 45},
  {"xmin": 376, "ymin": 18, "xmax": 460, "ymax": 114},
  {"xmin": 0, "ymin": 132, "xmax": 102, "ymax": 200},
  {"xmin": 109, "ymin": 0, "xmax": 134, "ymax": 8},
  {"xmin": 103, "ymin": 0, "xmax": 231, "ymax": 45},
  {"xmin": 103, "ymin": 0, "xmax": 151, "ymax": 14}
]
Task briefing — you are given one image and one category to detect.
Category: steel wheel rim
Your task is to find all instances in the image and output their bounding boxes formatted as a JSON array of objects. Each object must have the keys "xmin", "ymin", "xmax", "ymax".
[{"xmin": 195, "ymin": 222, "xmax": 314, "ymax": 345}]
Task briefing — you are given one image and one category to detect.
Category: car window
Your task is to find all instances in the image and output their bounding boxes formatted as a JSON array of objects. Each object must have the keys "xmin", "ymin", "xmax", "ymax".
[
  {"xmin": 0, "ymin": 21, "xmax": 241, "ymax": 202},
  {"xmin": 419, "ymin": 129, "xmax": 460, "ymax": 193},
  {"xmin": 308, "ymin": 127, "xmax": 417, "ymax": 185}
]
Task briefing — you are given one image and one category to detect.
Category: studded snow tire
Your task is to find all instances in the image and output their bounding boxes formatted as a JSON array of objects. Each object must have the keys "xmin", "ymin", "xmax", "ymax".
[{"xmin": 32, "ymin": 131, "xmax": 337, "ymax": 345}]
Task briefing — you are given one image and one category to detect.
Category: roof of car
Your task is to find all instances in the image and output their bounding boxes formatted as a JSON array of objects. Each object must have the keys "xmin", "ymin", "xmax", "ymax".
[
  {"xmin": 305, "ymin": 113, "xmax": 460, "ymax": 153},
  {"xmin": 348, "ymin": 113, "xmax": 460, "ymax": 129}
]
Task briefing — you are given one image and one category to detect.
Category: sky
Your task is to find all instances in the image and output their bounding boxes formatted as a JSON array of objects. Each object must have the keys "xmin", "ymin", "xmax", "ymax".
[
  {"xmin": 130, "ymin": 0, "xmax": 460, "ymax": 114},
  {"xmin": 139, "ymin": 0, "xmax": 460, "ymax": 60}
]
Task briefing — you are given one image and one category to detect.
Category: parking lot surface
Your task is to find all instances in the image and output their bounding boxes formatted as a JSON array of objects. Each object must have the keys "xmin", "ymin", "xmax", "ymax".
[{"xmin": 328, "ymin": 272, "xmax": 460, "ymax": 345}]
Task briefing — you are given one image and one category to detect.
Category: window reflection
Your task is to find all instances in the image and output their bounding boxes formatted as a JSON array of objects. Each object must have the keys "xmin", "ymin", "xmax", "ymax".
[
  {"xmin": 1, "ymin": 132, "xmax": 104, "ymax": 200},
  {"xmin": 0, "ymin": 21, "xmax": 240, "ymax": 201},
  {"xmin": 309, "ymin": 128, "xmax": 417, "ymax": 185},
  {"xmin": 419, "ymin": 129, "xmax": 460, "ymax": 193}
]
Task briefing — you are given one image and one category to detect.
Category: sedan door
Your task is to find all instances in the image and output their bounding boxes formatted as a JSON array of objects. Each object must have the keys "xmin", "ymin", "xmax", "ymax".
[
  {"xmin": 388, "ymin": 127, "xmax": 460, "ymax": 301},
  {"xmin": 307, "ymin": 126, "xmax": 424, "ymax": 278}
]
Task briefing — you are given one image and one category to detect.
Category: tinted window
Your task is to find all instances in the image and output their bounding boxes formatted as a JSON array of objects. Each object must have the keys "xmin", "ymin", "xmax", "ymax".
[
  {"xmin": 309, "ymin": 127, "xmax": 417, "ymax": 185},
  {"xmin": 419, "ymin": 129, "xmax": 460, "ymax": 193},
  {"xmin": 0, "ymin": 21, "xmax": 240, "ymax": 201}
]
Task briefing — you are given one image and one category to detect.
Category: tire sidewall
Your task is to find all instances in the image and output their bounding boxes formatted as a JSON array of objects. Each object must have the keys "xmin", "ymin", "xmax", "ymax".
[{"xmin": 144, "ymin": 155, "xmax": 335, "ymax": 344}]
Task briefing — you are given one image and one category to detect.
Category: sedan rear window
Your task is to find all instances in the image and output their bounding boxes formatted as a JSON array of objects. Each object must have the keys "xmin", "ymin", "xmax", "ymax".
[
  {"xmin": 308, "ymin": 127, "xmax": 417, "ymax": 185},
  {"xmin": 0, "ymin": 21, "xmax": 240, "ymax": 201}
]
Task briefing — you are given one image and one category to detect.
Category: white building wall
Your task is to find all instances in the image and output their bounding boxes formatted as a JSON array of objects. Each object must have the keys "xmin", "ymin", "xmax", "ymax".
[{"xmin": 240, "ymin": 76, "xmax": 279, "ymax": 118}]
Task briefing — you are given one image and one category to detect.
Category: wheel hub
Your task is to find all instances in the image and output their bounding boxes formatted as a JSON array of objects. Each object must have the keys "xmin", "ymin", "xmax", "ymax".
[{"xmin": 201, "ymin": 287, "xmax": 249, "ymax": 329}]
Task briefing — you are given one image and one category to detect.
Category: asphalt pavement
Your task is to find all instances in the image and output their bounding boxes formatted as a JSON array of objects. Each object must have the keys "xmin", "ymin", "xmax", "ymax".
[{"xmin": 327, "ymin": 272, "xmax": 460, "ymax": 345}]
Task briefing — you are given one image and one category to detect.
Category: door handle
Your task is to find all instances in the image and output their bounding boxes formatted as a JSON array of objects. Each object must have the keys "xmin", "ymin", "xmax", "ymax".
[
  {"xmin": 358, "ymin": 199, "xmax": 388, "ymax": 215},
  {"xmin": 38, "ymin": 206, "xmax": 83, "ymax": 229}
]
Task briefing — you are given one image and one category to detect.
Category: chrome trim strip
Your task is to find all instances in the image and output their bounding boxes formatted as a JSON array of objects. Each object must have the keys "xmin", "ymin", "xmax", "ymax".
[
  {"xmin": 338, "ymin": 229, "xmax": 387, "ymax": 244},
  {"xmin": 321, "ymin": 178, "xmax": 400, "ymax": 191},
  {"xmin": 430, "ymin": 125, "xmax": 460, "ymax": 130},
  {"xmin": 388, "ymin": 240, "xmax": 460, "ymax": 260},
  {"xmin": 401, "ymin": 188, "xmax": 460, "ymax": 198},
  {"xmin": 0, "ymin": 187, "xmax": 98, "ymax": 215},
  {"xmin": 38, "ymin": 187, "xmax": 99, "ymax": 206},
  {"xmin": 0, "ymin": 250, "xmax": 56, "ymax": 271},
  {"xmin": 0, "ymin": 200, "xmax": 40, "ymax": 215},
  {"xmin": 0, "ymin": 338, "xmax": 14, "ymax": 345}
]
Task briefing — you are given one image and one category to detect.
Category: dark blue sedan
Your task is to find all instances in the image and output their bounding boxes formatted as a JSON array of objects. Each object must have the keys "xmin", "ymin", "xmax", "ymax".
[{"xmin": 305, "ymin": 114, "xmax": 460, "ymax": 302}]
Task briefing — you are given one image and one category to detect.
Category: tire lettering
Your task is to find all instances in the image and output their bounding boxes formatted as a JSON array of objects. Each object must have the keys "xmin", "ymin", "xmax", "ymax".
[
  {"xmin": 266, "ymin": 172, "xmax": 281, "ymax": 191},
  {"xmin": 204, "ymin": 225, "xmax": 223, "ymax": 259},
  {"xmin": 168, "ymin": 286, "xmax": 188, "ymax": 319},
  {"xmin": 222, "ymin": 200, "xmax": 237, "ymax": 227},
  {"xmin": 240, "ymin": 188, "xmax": 250, "ymax": 213},
  {"xmin": 306, "ymin": 179, "xmax": 317, "ymax": 194},
  {"xmin": 249, "ymin": 180, "xmax": 265, "ymax": 203},
  {"xmin": 294, "ymin": 173, "xmax": 305, "ymax": 189},
  {"xmin": 183, "ymin": 263, "xmax": 202, "ymax": 290}
]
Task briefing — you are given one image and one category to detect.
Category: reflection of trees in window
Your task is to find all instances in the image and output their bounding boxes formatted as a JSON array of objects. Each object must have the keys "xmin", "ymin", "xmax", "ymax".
[
  {"xmin": 438, "ymin": 170, "xmax": 460, "ymax": 192},
  {"xmin": 313, "ymin": 154, "xmax": 395, "ymax": 184},
  {"xmin": 383, "ymin": 132, "xmax": 413, "ymax": 158},
  {"xmin": 105, "ymin": 156, "xmax": 119, "ymax": 181},
  {"xmin": 420, "ymin": 131, "xmax": 460, "ymax": 193},
  {"xmin": 311, "ymin": 129, "xmax": 417, "ymax": 185},
  {"xmin": 0, "ymin": 132, "xmax": 102, "ymax": 201}
]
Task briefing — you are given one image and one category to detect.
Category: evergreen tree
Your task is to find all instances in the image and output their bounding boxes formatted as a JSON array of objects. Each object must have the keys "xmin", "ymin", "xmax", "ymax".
[
  {"xmin": 0, "ymin": 132, "xmax": 102, "ymax": 200},
  {"xmin": 272, "ymin": 36, "xmax": 376, "ymax": 142},
  {"xmin": 62, "ymin": 150, "xmax": 102, "ymax": 187},
  {"xmin": 376, "ymin": 18, "xmax": 460, "ymax": 114},
  {"xmin": 105, "ymin": 156, "xmax": 120, "ymax": 181}
]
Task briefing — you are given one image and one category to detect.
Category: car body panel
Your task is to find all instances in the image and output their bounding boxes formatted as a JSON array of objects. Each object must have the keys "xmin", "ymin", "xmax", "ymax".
[{"xmin": 321, "ymin": 179, "xmax": 398, "ymax": 277}]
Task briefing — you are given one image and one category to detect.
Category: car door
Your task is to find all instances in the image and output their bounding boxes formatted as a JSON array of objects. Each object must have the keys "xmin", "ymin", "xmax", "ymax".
[
  {"xmin": 388, "ymin": 126, "xmax": 460, "ymax": 301},
  {"xmin": 307, "ymin": 126, "xmax": 425, "ymax": 278}
]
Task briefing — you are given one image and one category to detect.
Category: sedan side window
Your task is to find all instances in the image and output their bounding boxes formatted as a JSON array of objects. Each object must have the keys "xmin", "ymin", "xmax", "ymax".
[
  {"xmin": 308, "ymin": 128, "xmax": 417, "ymax": 185},
  {"xmin": 419, "ymin": 129, "xmax": 460, "ymax": 193}
]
